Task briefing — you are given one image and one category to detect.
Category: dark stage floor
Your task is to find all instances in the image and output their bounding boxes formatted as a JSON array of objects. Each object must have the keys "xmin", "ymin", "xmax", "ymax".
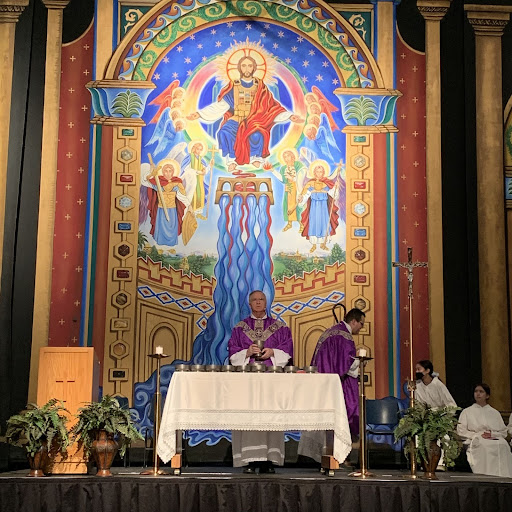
[{"xmin": 1, "ymin": 466, "xmax": 511, "ymax": 511}]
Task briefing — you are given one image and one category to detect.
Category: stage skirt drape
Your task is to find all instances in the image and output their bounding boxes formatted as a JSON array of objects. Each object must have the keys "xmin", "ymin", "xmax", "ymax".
[{"xmin": 1, "ymin": 475, "xmax": 512, "ymax": 512}]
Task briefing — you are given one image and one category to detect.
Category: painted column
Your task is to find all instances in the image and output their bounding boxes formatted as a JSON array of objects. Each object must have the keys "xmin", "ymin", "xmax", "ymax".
[
  {"xmin": 28, "ymin": 0, "xmax": 70, "ymax": 403},
  {"xmin": 465, "ymin": 4, "xmax": 512, "ymax": 411},
  {"xmin": 337, "ymin": 89, "xmax": 402, "ymax": 399},
  {"xmin": 417, "ymin": 0, "xmax": 451, "ymax": 381},
  {"xmin": 0, "ymin": 0, "xmax": 29, "ymax": 294},
  {"xmin": 86, "ymin": 80, "xmax": 155, "ymax": 401}
]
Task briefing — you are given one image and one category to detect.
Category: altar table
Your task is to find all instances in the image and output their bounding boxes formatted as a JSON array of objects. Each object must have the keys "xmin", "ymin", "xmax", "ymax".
[{"xmin": 157, "ymin": 371, "xmax": 352, "ymax": 471}]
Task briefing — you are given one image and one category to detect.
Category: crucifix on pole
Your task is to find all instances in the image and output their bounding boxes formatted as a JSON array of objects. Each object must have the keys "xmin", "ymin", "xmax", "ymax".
[
  {"xmin": 392, "ymin": 246, "xmax": 428, "ymax": 479},
  {"xmin": 392, "ymin": 246, "xmax": 428, "ymax": 402}
]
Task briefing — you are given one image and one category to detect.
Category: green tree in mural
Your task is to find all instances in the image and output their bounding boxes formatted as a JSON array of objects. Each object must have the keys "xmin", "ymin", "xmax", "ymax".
[
  {"xmin": 329, "ymin": 243, "xmax": 345, "ymax": 264},
  {"xmin": 112, "ymin": 90, "xmax": 143, "ymax": 118},
  {"xmin": 344, "ymin": 96, "xmax": 378, "ymax": 126},
  {"xmin": 138, "ymin": 231, "xmax": 148, "ymax": 251}
]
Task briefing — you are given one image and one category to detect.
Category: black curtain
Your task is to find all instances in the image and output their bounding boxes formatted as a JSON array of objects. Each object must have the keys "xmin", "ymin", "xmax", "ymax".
[{"xmin": 0, "ymin": 0, "xmax": 94, "ymax": 471}]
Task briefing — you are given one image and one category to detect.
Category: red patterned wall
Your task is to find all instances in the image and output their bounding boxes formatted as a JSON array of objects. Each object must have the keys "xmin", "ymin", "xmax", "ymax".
[
  {"xmin": 396, "ymin": 32, "xmax": 430, "ymax": 384},
  {"xmin": 48, "ymin": 24, "xmax": 93, "ymax": 346}
]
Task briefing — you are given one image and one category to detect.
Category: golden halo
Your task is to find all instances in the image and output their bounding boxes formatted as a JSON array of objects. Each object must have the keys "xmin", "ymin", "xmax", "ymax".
[
  {"xmin": 305, "ymin": 92, "xmax": 319, "ymax": 104},
  {"xmin": 157, "ymin": 159, "xmax": 180, "ymax": 176},
  {"xmin": 307, "ymin": 102, "xmax": 322, "ymax": 115},
  {"xmin": 174, "ymin": 118, "xmax": 187, "ymax": 131},
  {"xmin": 303, "ymin": 123, "xmax": 318, "ymax": 138},
  {"xmin": 173, "ymin": 87, "xmax": 185, "ymax": 98},
  {"xmin": 188, "ymin": 140, "xmax": 207, "ymax": 156},
  {"xmin": 216, "ymin": 37, "xmax": 277, "ymax": 86},
  {"xmin": 278, "ymin": 147, "xmax": 299, "ymax": 164},
  {"xmin": 307, "ymin": 159, "xmax": 331, "ymax": 178},
  {"xmin": 308, "ymin": 114, "xmax": 321, "ymax": 127}
]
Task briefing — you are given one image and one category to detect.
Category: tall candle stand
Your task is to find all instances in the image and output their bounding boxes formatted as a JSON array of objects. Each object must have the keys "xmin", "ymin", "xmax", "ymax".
[
  {"xmin": 349, "ymin": 353, "xmax": 374, "ymax": 479},
  {"xmin": 141, "ymin": 350, "xmax": 170, "ymax": 476}
]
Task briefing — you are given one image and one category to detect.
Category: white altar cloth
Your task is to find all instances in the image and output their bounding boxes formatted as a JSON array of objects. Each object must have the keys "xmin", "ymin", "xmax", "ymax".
[{"xmin": 157, "ymin": 372, "xmax": 352, "ymax": 464}]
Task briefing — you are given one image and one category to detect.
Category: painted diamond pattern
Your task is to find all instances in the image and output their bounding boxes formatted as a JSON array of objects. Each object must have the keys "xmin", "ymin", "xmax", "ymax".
[
  {"xmin": 289, "ymin": 301, "xmax": 305, "ymax": 313},
  {"xmin": 197, "ymin": 301, "xmax": 214, "ymax": 313},
  {"xmin": 176, "ymin": 298, "xmax": 194, "ymax": 309},
  {"xmin": 272, "ymin": 304, "xmax": 286, "ymax": 314},
  {"xmin": 196, "ymin": 317, "xmax": 208, "ymax": 330},
  {"xmin": 138, "ymin": 285, "xmax": 214, "ymax": 316},
  {"xmin": 156, "ymin": 293, "xmax": 174, "ymax": 304},
  {"xmin": 138, "ymin": 286, "xmax": 154, "ymax": 298},
  {"xmin": 327, "ymin": 292, "xmax": 344, "ymax": 302},
  {"xmin": 307, "ymin": 298, "xmax": 322, "ymax": 308}
]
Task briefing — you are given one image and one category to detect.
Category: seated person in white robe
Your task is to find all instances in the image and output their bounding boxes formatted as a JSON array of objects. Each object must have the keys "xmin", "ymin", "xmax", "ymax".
[
  {"xmin": 457, "ymin": 383, "xmax": 512, "ymax": 478},
  {"xmin": 228, "ymin": 290, "xmax": 293, "ymax": 474},
  {"xmin": 415, "ymin": 359, "xmax": 457, "ymax": 469},
  {"xmin": 415, "ymin": 359, "xmax": 457, "ymax": 408}
]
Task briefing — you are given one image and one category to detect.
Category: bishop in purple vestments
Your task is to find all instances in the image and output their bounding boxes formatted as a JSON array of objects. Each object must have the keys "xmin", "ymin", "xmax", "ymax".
[
  {"xmin": 227, "ymin": 290, "xmax": 293, "ymax": 473},
  {"xmin": 311, "ymin": 308, "xmax": 366, "ymax": 434}
]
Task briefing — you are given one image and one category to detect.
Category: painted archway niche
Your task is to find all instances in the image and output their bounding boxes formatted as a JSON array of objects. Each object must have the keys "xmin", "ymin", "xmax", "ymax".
[{"xmin": 86, "ymin": 0, "xmax": 401, "ymax": 404}]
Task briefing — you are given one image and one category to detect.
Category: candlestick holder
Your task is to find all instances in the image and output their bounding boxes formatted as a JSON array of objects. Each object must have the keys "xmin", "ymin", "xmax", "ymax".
[
  {"xmin": 349, "ymin": 355, "xmax": 374, "ymax": 479},
  {"xmin": 141, "ymin": 352, "xmax": 170, "ymax": 476}
]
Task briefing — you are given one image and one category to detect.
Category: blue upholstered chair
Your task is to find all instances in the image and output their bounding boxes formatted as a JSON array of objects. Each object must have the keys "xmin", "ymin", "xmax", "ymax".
[{"xmin": 365, "ymin": 397, "xmax": 403, "ymax": 467}]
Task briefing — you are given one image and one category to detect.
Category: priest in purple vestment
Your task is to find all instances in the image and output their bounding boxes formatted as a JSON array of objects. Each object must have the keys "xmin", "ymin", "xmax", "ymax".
[
  {"xmin": 311, "ymin": 307, "xmax": 365, "ymax": 434},
  {"xmin": 228, "ymin": 290, "xmax": 294, "ymax": 473}
]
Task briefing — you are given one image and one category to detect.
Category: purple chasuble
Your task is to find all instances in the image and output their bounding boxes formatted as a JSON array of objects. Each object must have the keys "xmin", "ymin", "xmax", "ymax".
[
  {"xmin": 311, "ymin": 322, "xmax": 359, "ymax": 434},
  {"xmin": 228, "ymin": 317, "xmax": 293, "ymax": 366}
]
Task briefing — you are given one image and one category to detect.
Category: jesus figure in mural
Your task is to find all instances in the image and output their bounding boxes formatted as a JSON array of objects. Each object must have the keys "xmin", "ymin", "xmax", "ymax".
[{"xmin": 187, "ymin": 53, "xmax": 303, "ymax": 172}]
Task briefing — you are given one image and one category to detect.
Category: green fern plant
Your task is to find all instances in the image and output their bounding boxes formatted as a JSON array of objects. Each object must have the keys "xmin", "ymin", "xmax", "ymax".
[
  {"xmin": 344, "ymin": 96, "xmax": 378, "ymax": 126},
  {"xmin": 111, "ymin": 90, "xmax": 143, "ymax": 117},
  {"xmin": 4, "ymin": 399, "xmax": 70, "ymax": 457},
  {"xmin": 70, "ymin": 395, "xmax": 143, "ymax": 457},
  {"xmin": 394, "ymin": 402, "xmax": 461, "ymax": 467}
]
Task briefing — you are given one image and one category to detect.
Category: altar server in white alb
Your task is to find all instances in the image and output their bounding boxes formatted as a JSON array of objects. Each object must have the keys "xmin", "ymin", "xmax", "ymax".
[
  {"xmin": 415, "ymin": 359, "xmax": 457, "ymax": 408},
  {"xmin": 228, "ymin": 290, "xmax": 293, "ymax": 474},
  {"xmin": 457, "ymin": 383, "xmax": 512, "ymax": 478}
]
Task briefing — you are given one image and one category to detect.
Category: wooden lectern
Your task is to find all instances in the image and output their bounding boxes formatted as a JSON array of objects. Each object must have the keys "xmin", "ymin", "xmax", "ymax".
[{"xmin": 37, "ymin": 347, "xmax": 100, "ymax": 474}]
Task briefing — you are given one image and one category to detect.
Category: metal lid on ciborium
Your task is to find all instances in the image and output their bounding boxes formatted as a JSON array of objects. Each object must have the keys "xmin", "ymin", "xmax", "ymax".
[
  {"xmin": 190, "ymin": 364, "xmax": 206, "ymax": 372},
  {"xmin": 174, "ymin": 364, "xmax": 190, "ymax": 372},
  {"xmin": 303, "ymin": 366, "xmax": 318, "ymax": 373},
  {"xmin": 266, "ymin": 366, "xmax": 283, "ymax": 373},
  {"xmin": 249, "ymin": 364, "xmax": 266, "ymax": 373},
  {"xmin": 284, "ymin": 366, "xmax": 300, "ymax": 373},
  {"xmin": 205, "ymin": 365, "xmax": 222, "ymax": 372}
]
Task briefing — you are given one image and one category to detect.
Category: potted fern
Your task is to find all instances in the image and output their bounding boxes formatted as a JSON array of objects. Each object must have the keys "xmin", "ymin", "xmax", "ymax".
[
  {"xmin": 70, "ymin": 395, "xmax": 143, "ymax": 476},
  {"xmin": 4, "ymin": 399, "xmax": 70, "ymax": 477},
  {"xmin": 394, "ymin": 402, "xmax": 461, "ymax": 479}
]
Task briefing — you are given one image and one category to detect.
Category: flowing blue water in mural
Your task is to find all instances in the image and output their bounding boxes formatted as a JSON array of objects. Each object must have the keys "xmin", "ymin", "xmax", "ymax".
[{"xmin": 133, "ymin": 191, "xmax": 278, "ymax": 443}]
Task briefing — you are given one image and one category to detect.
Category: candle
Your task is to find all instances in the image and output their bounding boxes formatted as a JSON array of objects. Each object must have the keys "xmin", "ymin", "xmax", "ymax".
[
  {"xmin": 155, "ymin": 346, "xmax": 164, "ymax": 355},
  {"xmin": 358, "ymin": 348, "xmax": 367, "ymax": 358}
]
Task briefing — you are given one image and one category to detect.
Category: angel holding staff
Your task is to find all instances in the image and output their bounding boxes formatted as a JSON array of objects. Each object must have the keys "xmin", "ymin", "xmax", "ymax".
[
  {"xmin": 140, "ymin": 156, "xmax": 191, "ymax": 248},
  {"xmin": 298, "ymin": 159, "xmax": 340, "ymax": 253}
]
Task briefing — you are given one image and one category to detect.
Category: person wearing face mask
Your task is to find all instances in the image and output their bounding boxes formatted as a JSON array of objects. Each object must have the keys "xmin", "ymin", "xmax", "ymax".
[
  {"xmin": 457, "ymin": 383, "xmax": 512, "ymax": 477},
  {"xmin": 415, "ymin": 359, "xmax": 457, "ymax": 409}
]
